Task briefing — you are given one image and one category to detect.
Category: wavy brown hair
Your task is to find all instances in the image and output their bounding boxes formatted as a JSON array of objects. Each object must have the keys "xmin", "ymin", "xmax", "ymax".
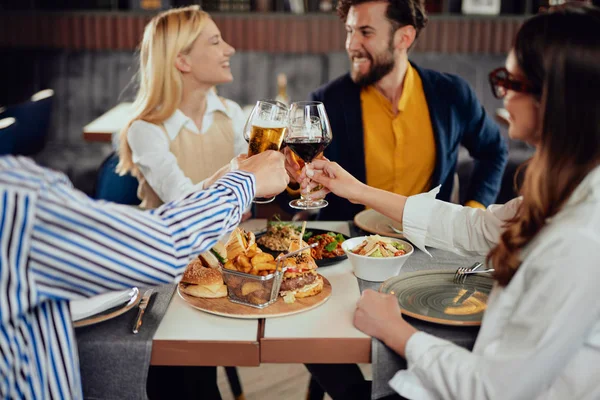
[{"xmin": 488, "ymin": 3, "xmax": 600, "ymax": 286}]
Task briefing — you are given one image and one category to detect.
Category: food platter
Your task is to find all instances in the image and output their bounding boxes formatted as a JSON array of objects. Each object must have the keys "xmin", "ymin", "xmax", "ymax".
[
  {"xmin": 257, "ymin": 228, "xmax": 348, "ymax": 267},
  {"xmin": 178, "ymin": 275, "xmax": 332, "ymax": 319}
]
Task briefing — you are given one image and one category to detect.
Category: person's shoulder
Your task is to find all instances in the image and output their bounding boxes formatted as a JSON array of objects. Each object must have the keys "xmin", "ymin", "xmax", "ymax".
[
  {"xmin": 414, "ymin": 64, "xmax": 472, "ymax": 94},
  {"xmin": 129, "ymin": 119, "xmax": 161, "ymax": 132},
  {"xmin": 311, "ymin": 73, "xmax": 355, "ymax": 99},
  {"xmin": 0, "ymin": 156, "xmax": 71, "ymax": 190},
  {"xmin": 128, "ymin": 119, "xmax": 170, "ymax": 142}
]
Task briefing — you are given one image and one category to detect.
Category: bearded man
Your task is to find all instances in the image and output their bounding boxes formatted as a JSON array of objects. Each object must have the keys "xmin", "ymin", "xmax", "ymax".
[{"xmin": 293, "ymin": 0, "xmax": 508, "ymax": 221}]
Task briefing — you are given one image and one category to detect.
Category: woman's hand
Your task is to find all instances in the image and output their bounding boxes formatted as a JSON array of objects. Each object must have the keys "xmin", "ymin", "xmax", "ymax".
[
  {"xmin": 354, "ymin": 289, "xmax": 418, "ymax": 357},
  {"xmin": 283, "ymin": 147, "xmax": 302, "ymax": 184},
  {"xmin": 299, "ymin": 159, "xmax": 368, "ymax": 204}
]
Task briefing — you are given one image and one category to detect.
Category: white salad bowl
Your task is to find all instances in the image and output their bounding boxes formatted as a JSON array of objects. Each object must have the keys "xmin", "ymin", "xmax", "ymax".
[{"xmin": 341, "ymin": 236, "xmax": 414, "ymax": 282}]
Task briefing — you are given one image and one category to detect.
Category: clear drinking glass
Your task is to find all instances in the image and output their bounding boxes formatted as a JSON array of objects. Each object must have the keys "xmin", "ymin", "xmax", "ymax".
[
  {"xmin": 285, "ymin": 101, "xmax": 332, "ymax": 210},
  {"xmin": 243, "ymin": 100, "xmax": 289, "ymax": 203}
]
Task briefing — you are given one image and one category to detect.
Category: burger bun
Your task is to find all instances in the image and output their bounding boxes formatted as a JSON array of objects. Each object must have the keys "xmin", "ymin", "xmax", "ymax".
[{"xmin": 180, "ymin": 259, "xmax": 227, "ymax": 298}]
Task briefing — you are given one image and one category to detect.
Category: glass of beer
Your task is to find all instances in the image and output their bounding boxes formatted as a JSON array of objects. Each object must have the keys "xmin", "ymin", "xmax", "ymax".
[{"xmin": 243, "ymin": 100, "xmax": 289, "ymax": 203}]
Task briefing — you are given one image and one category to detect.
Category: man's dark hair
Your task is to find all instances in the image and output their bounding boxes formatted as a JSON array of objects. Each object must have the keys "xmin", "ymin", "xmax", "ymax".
[{"xmin": 337, "ymin": 0, "xmax": 428, "ymax": 39}]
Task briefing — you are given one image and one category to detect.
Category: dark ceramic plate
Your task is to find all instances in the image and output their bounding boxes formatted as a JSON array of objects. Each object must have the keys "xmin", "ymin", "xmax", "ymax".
[
  {"xmin": 380, "ymin": 270, "xmax": 493, "ymax": 326},
  {"xmin": 256, "ymin": 228, "xmax": 349, "ymax": 267}
]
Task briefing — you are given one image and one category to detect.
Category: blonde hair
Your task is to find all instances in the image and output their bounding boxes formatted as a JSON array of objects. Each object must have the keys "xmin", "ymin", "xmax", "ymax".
[{"xmin": 117, "ymin": 6, "xmax": 210, "ymax": 175}]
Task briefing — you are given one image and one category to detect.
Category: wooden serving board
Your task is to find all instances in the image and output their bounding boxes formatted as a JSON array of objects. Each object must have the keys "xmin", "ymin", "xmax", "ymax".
[{"xmin": 178, "ymin": 275, "xmax": 332, "ymax": 319}]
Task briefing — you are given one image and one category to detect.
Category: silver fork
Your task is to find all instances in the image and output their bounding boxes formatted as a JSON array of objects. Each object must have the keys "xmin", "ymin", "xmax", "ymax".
[
  {"xmin": 387, "ymin": 224, "xmax": 404, "ymax": 235},
  {"xmin": 453, "ymin": 262, "xmax": 484, "ymax": 284}
]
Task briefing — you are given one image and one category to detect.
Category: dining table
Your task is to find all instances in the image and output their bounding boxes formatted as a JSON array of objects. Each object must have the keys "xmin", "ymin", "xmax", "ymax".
[
  {"xmin": 83, "ymin": 102, "xmax": 133, "ymax": 143},
  {"xmin": 75, "ymin": 218, "xmax": 483, "ymax": 399}
]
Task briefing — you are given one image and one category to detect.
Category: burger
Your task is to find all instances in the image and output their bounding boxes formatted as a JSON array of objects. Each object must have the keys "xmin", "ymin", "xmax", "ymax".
[
  {"xmin": 279, "ymin": 240, "xmax": 323, "ymax": 303},
  {"xmin": 179, "ymin": 242, "xmax": 228, "ymax": 298},
  {"xmin": 179, "ymin": 258, "xmax": 228, "ymax": 298}
]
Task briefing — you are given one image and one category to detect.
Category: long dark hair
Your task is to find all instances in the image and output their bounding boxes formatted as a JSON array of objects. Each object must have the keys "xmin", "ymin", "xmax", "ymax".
[{"xmin": 488, "ymin": 3, "xmax": 600, "ymax": 286}]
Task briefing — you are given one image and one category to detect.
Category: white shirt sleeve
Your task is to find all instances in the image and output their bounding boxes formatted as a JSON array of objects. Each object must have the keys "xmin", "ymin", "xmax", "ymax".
[
  {"xmin": 127, "ymin": 120, "xmax": 204, "ymax": 203},
  {"xmin": 403, "ymin": 187, "xmax": 522, "ymax": 256},
  {"xmin": 390, "ymin": 230, "xmax": 600, "ymax": 400},
  {"xmin": 224, "ymin": 99, "xmax": 249, "ymax": 156}
]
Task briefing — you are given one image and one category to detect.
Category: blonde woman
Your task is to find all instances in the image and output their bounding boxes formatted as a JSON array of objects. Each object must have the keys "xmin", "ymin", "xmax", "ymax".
[{"xmin": 117, "ymin": 6, "xmax": 247, "ymax": 210}]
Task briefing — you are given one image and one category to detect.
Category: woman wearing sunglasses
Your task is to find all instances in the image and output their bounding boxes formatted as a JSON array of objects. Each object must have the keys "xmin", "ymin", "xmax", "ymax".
[{"xmin": 301, "ymin": 4, "xmax": 600, "ymax": 399}]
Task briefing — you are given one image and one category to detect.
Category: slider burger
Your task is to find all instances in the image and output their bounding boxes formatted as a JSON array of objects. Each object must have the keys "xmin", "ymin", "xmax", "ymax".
[
  {"xmin": 279, "ymin": 240, "xmax": 323, "ymax": 304},
  {"xmin": 179, "ymin": 243, "xmax": 228, "ymax": 298},
  {"xmin": 180, "ymin": 259, "xmax": 228, "ymax": 298}
]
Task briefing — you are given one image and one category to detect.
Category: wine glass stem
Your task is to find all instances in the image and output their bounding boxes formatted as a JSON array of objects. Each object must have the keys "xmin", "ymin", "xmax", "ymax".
[{"xmin": 300, "ymin": 162, "xmax": 312, "ymax": 202}]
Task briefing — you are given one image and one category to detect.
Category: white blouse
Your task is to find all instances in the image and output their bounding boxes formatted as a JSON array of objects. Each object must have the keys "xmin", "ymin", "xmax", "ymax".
[
  {"xmin": 127, "ymin": 91, "xmax": 247, "ymax": 203},
  {"xmin": 393, "ymin": 166, "xmax": 600, "ymax": 400}
]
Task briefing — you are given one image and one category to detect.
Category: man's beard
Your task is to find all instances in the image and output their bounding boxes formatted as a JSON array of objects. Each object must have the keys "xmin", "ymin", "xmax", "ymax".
[{"xmin": 350, "ymin": 41, "xmax": 395, "ymax": 88}]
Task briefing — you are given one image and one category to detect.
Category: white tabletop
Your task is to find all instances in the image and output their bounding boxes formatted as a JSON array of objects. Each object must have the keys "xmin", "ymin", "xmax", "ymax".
[
  {"xmin": 151, "ymin": 219, "xmax": 264, "ymax": 366},
  {"xmin": 154, "ymin": 294, "xmax": 259, "ymax": 342},
  {"xmin": 83, "ymin": 102, "xmax": 133, "ymax": 142},
  {"xmin": 151, "ymin": 219, "xmax": 369, "ymax": 365},
  {"xmin": 260, "ymin": 220, "xmax": 371, "ymax": 363},
  {"xmin": 263, "ymin": 221, "xmax": 365, "ymax": 338}
]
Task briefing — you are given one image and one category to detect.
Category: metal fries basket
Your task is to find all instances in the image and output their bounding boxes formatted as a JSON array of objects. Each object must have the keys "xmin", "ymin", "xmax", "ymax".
[{"xmin": 221, "ymin": 243, "xmax": 317, "ymax": 309}]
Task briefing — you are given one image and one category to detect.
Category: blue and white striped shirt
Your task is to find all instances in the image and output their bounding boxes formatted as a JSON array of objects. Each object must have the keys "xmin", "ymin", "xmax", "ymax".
[{"xmin": 0, "ymin": 156, "xmax": 255, "ymax": 399}]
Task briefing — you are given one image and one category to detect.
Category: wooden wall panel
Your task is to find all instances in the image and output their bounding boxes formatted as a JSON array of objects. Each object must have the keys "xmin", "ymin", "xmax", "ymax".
[{"xmin": 0, "ymin": 13, "xmax": 523, "ymax": 54}]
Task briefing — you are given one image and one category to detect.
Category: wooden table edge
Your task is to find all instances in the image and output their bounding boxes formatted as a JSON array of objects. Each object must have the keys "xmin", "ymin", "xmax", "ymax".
[
  {"xmin": 260, "ymin": 337, "xmax": 371, "ymax": 364},
  {"xmin": 83, "ymin": 130, "xmax": 113, "ymax": 143},
  {"xmin": 150, "ymin": 339, "xmax": 260, "ymax": 366}
]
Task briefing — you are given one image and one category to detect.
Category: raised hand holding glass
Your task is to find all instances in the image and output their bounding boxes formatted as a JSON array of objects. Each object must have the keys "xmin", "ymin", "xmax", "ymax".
[
  {"xmin": 243, "ymin": 100, "xmax": 288, "ymax": 203},
  {"xmin": 285, "ymin": 101, "xmax": 332, "ymax": 210}
]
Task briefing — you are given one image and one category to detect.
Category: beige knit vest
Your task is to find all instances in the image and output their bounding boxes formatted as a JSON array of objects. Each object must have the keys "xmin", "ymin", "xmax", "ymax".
[{"xmin": 137, "ymin": 110, "xmax": 235, "ymax": 209}]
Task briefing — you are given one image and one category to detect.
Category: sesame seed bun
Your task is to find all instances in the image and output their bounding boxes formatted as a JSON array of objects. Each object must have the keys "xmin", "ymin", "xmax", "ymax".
[{"xmin": 180, "ymin": 259, "xmax": 227, "ymax": 298}]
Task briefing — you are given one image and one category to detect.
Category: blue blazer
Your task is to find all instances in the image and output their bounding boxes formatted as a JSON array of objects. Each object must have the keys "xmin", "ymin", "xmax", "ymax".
[{"xmin": 309, "ymin": 63, "xmax": 508, "ymax": 221}]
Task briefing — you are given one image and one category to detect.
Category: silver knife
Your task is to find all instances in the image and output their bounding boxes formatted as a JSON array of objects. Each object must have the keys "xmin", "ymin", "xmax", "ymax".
[{"xmin": 132, "ymin": 288, "xmax": 154, "ymax": 334}]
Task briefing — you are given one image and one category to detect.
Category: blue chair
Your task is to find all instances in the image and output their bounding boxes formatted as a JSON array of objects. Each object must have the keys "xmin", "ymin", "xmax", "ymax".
[
  {"xmin": 94, "ymin": 152, "xmax": 141, "ymax": 205},
  {"xmin": 0, "ymin": 118, "xmax": 18, "ymax": 156},
  {"xmin": 1, "ymin": 89, "xmax": 54, "ymax": 156}
]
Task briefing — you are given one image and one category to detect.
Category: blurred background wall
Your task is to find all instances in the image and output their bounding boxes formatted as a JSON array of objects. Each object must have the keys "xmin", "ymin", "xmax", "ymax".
[{"xmin": 2, "ymin": 0, "xmax": 593, "ymax": 198}]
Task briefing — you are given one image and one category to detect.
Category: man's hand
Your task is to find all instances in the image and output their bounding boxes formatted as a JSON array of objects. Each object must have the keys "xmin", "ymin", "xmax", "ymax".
[{"xmin": 239, "ymin": 150, "xmax": 289, "ymax": 198}]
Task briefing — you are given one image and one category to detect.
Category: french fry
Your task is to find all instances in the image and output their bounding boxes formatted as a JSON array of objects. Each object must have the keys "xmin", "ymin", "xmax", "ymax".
[
  {"xmin": 246, "ymin": 289, "xmax": 269, "ymax": 305},
  {"xmin": 241, "ymin": 281, "xmax": 263, "ymax": 296},
  {"xmin": 251, "ymin": 252, "xmax": 275, "ymax": 266},
  {"xmin": 236, "ymin": 254, "xmax": 252, "ymax": 271},
  {"xmin": 253, "ymin": 262, "xmax": 277, "ymax": 271},
  {"xmin": 246, "ymin": 243, "xmax": 260, "ymax": 258},
  {"xmin": 224, "ymin": 260, "xmax": 236, "ymax": 270}
]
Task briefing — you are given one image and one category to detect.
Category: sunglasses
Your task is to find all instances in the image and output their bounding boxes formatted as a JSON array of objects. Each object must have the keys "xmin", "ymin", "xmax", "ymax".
[{"xmin": 488, "ymin": 67, "xmax": 540, "ymax": 99}]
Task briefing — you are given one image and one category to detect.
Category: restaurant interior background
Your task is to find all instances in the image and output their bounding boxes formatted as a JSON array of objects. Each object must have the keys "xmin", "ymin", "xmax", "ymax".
[
  {"xmin": 1, "ymin": 0, "xmax": 593, "ymax": 211},
  {"xmin": 1, "ymin": 0, "xmax": 598, "ymax": 399}
]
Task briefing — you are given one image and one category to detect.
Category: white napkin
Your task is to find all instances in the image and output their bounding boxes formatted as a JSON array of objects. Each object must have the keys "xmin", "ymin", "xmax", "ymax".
[{"xmin": 70, "ymin": 287, "xmax": 138, "ymax": 322}]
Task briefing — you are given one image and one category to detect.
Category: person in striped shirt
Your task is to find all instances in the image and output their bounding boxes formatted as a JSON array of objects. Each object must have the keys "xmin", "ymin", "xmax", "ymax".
[{"xmin": 0, "ymin": 150, "xmax": 288, "ymax": 399}]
